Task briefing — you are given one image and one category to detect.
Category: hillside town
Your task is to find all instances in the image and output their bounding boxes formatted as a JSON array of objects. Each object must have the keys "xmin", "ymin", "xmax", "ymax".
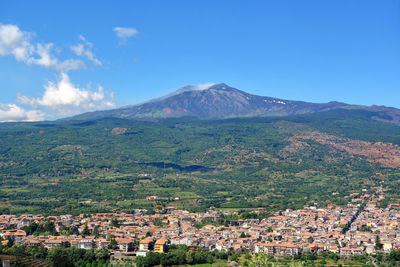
[{"xmin": 1, "ymin": 192, "xmax": 399, "ymax": 261}]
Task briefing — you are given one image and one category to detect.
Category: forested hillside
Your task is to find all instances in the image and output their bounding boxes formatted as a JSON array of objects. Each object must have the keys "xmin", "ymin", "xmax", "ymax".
[{"xmin": 0, "ymin": 109, "xmax": 399, "ymax": 215}]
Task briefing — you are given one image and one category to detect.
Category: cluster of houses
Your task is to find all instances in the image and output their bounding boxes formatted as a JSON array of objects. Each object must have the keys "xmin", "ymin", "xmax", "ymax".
[{"xmin": 0, "ymin": 192, "xmax": 399, "ymax": 258}]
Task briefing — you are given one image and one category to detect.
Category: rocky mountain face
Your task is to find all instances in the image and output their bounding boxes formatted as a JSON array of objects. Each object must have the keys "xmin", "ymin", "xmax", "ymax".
[{"xmin": 69, "ymin": 83, "xmax": 400, "ymax": 125}]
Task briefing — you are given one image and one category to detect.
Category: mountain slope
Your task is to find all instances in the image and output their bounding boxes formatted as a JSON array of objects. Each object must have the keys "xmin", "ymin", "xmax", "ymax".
[
  {"xmin": 1, "ymin": 109, "xmax": 400, "ymax": 215},
  {"xmin": 70, "ymin": 83, "xmax": 350, "ymax": 120}
]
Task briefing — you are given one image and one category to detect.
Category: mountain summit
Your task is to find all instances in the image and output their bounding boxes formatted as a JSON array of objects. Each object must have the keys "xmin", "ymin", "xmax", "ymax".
[{"xmin": 70, "ymin": 83, "xmax": 400, "ymax": 124}]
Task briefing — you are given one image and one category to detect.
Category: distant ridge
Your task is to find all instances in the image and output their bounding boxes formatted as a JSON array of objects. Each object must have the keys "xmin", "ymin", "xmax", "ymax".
[{"xmin": 69, "ymin": 83, "xmax": 400, "ymax": 125}]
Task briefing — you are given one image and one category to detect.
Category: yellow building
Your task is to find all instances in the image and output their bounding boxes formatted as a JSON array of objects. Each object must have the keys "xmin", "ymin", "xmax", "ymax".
[{"xmin": 154, "ymin": 238, "xmax": 168, "ymax": 253}]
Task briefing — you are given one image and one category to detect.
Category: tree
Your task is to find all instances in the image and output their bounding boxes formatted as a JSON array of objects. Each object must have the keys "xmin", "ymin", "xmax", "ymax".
[
  {"xmin": 230, "ymin": 253, "xmax": 239, "ymax": 262},
  {"xmin": 135, "ymin": 256, "xmax": 146, "ymax": 267},
  {"xmin": 31, "ymin": 246, "xmax": 48, "ymax": 259},
  {"xmin": 60, "ymin": 229, "xmax": 70, "ymax": 236},
  {"xmin": 95, "ymin": 248, "xmax": 110, "ymax": 262},
  {"xmin": 6, "ymin": 237, "xmax": 14, "ymax": 247},
  {"xmin": 44, "ymin": 221, "xmax": 57, "ymax": 235},
  {"xmin": 82, "ymin": 225, "xmax": 91, "ymax": 237},
  {"xmin": 153, "ymin": 219, "xmax": 164, "ymax": 227},
  {"xmin": 206, "ymin": 254, "xmax": 214, "ymax": 264},
  {"xmin": 108, "ymin": 238, "xmax": 118, "ymax": 250},
  {"xmin": 248, "ymin": 253, "xmax": 269, "ymax": 267},
  {"xmin": 93, "ymin": 225, "xmax": 100, "ymax": 238},
  {"xmin": 110, "ymin": 218, "xmax": 120, "ymax": 228},
  {"xmin": 69, "ymin": 226, "xmax": 80, "ymax": 236},
  {"xmin": 66, "ymin": 247, "xmax": 86, "ymax": 263},
  {"xmin": 185, "ymin": 252, "xmax": 194, "ymax": 265},
  {"xmin": 375, "ymin": 235, "xmax": 383, "ymax": 250},
  {"xmin": 21, "ymin": 222, "xmax": 38, "ymax": 235},
  {"xmin": 83, "ymin": 249, "xmax": 96, "ymax": 262},
  {"xmin": 144, "ymin": 252, "xmax": 161, "ymax": 266},
  {"xmin": 46, "ymin": 247, "xmax": 73, "ymax": 267}
]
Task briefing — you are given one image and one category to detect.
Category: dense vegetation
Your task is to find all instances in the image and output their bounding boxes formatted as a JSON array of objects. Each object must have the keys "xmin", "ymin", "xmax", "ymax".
[
  {"xmin": 0, "ymin": 109, "xmax": 399, "ymax": 215},
  {"xmin": 135, "ymin": 245, "xmax": 229, "ymax": 267},
  {"xmin": 0, "ymin": 244, "xmax": 110, "ymax": 266},
  {"xmin": 3, "ymin": 243, "xmax": 400, "ymax": 266},
  {"xmin": 247, "ymin": 251, "xmax": 400, "ymax": 267}
]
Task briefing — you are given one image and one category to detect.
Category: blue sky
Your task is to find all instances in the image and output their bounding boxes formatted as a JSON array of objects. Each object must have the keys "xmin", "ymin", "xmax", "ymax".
[{"xmin": 0, "ymin": 0, "xmax": 399, "ymax": 121}]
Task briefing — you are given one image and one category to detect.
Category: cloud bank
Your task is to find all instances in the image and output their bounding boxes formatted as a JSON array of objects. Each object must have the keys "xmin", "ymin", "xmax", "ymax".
[
  {"xmin": 0, "ymin": 24, "xmax": 85, "ymax": 71},
  {"xmin": 0, "ymin": 104, "xmax": 44, "ymax": 122},
  {"xmin": 18, "ymin": 73, "xmax": 114, "ymax": 117},
  {"xmin": 0, "ymin": 23, "xmax": 114, "ymax": 122}
]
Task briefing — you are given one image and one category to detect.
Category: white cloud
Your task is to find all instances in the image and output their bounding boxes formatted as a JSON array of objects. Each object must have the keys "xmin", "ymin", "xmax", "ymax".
[
  {"xmin": 19, "ymin": 73, "xmax": 114, "ymax": 116},
  {"xmin": 26, "ymin": 43, "xmax": 58, "ymax": 67},
  {"xmin": 0, "ymin": 24, "xmax": 34, "ymax": 62},
  {"xmin": 27, "ymin": 42, "xmax": 86, "ymax": 71},
  {"xmin": 55, "ymin": 59, "xmax": 86, "ymax": 72},
  {"xmin": 71, "ymin": 35, "xmax": 102, "ymax": 66},
  {"xmin": 0, "ymin": 24, "xmax": 112, "ymax": 121},
  {"xmin": 0, "ymin": 23, "xmax": 89, "ymax": 71},
  {"xmin": 113, "ymin": 27, "xmax": 139, "ymax": 45},
  {"xmin": 0, "ymin": 104, "xmax": 44, "ymax": 122},
  {"xmin": 195, "ymin": 83, "xmax": 215, "ymax": 90}
]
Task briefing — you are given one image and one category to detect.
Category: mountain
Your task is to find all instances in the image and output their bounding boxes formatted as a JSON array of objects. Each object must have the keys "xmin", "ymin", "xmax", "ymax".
[
  {"xmin": 69, "ymin": 83, "xmax": 400, "ymax": 126},
  {"xmin": 2, "ymin": 84, "xmax": 400, "ymax": 215},
  {"xmin": 2, "ymin": 86, "xmax": 400, "ymax": 215},
  {"xmin": 69, "ymin": 83, "xmax": 349, "ymax": 120}
]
